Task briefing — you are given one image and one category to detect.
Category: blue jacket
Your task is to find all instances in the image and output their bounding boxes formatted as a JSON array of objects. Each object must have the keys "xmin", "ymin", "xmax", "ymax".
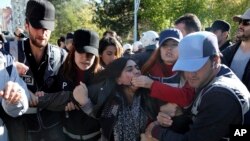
[
  {"xmin": 0, "ymin": 50, "xmax": 29, "ymax": 140},
  {"xmin": 0, "ymin": 49, "xmax": 29, "ymax": 117}
]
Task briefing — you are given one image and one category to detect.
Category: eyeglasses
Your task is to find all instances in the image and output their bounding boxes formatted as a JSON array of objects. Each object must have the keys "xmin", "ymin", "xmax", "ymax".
[{"xmin": 238, "ymin": 19, "xmax": 250, "ymax": 26}]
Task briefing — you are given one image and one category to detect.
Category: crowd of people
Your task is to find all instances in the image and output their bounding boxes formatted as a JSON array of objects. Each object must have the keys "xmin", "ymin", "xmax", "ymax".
[{"xmin": 0, "ymin": 0, "xmax": 250, "ymax": 141}]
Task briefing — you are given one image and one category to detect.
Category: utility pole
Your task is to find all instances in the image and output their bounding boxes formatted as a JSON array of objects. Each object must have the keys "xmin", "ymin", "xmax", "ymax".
[{"xmin": 134, "ymin": 0, "xmax": 140, "ymax": 42}]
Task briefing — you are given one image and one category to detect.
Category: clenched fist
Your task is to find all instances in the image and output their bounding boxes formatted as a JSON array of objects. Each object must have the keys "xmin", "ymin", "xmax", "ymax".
[
  {"xmin": 73, "ymin": 82, "xmax": 88, "ymax": 106},
  {"xmin": 0, "ymin": 81, "xmax": 22, "ymax": 104}
]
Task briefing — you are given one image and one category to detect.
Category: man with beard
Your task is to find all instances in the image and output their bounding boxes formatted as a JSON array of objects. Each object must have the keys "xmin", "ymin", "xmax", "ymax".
[
  {"xmin": 222, "ymin": 8, "xmax": 250, "ymax": 124},
  {"xmin": 3, "ymin": 0, "xmax": 68, "ymax": 140}
]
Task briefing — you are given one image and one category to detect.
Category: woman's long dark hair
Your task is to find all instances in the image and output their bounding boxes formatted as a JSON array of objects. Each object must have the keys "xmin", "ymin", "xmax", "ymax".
[
  {"xmin": 61, "ymin": 47, "xmax": 100, "ymax": 82},
  {"xmin": 141, "ymin": 48, "xmax": 161, "ymax": 74},
  {"xmin": 91, "ymin": 57, "xmax": 133, "ymax": 116},
  {"xmin": 92, "ymin": 57, "xmax": 131, "ymax": 83},
  {"xmin": 99, "ymin": 36, "xmax": 123, "ymax": 67}
]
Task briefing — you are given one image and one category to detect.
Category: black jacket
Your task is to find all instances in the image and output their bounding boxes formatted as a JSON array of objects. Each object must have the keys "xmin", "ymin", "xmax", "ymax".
[
  {"xmin": 4, "ymin": 39, "xmax": 68, "ymax": 131},
  {"xmin": 219, "ymin": 40, "xmax": 232, "ymax": 51},
  {"xmin": 38, "ymin": 68, "xmax": 101, "ymax": 136},
  {"xmin": 151, "ymin": 65, "xmax": 250, "ymax": 141},
  {"xmin": 131, "ymin": 45, "xmax": 157, "ymax": 68},
  {"xmin": 88, "ymin": 79, "xmax": 162, "ymax": 140},
  {"xmin": 222, "ymin": 41, "xmax": 250, "ymax": 91},
  {"xmin": 222, "ymin": 42, "xmax": 250, "ymax": 125}
]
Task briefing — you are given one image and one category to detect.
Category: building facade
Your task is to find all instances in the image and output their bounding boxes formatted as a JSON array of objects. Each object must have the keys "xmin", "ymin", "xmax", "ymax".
[{"xmin": 0, "ymin": 0, "xmax": 27, "ymax": 36}]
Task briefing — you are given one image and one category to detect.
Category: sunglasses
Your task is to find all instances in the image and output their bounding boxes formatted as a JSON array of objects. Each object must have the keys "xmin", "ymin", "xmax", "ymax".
[
  {"xmin": 14, "ymin": 32, "xmax": 25, "ymax": 38},
  {"xmin": 238, "ymin": 19, "xmax": 250, "ymax": 26}
]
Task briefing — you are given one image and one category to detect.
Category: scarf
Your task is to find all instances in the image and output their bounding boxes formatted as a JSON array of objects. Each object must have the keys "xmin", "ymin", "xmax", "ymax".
[{"xmin": 113, "ymin": 95, "xmax": 148, "ymax": 141}]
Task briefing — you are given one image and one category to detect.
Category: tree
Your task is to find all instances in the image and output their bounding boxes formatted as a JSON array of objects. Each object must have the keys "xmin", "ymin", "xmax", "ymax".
[
  {"xmin": 95, "ymin": 0, "xmax": 206, "ymax": 41},
  {"xmin": 94, "ymin": 0, "xmax": 134, "ymax": 42},
  {"xmin": 49, "ymin": 0, "xmax": 250, "ymax": 43},
  {"xmin": 50, "ymin": 0, "xmax": 105, "ymax": 44}
]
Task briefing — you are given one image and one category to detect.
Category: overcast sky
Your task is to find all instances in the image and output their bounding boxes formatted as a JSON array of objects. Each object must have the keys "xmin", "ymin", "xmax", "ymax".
[{"xmin": 0, "ymin": 0, "xmax": 11, "ymax": 8}]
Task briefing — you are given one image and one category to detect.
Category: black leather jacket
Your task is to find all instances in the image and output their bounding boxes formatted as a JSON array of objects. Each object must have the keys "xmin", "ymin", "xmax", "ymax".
[
  {"xmin": 88, "ymin": 79, "xmax": 162, "ymax": 140},
  {"xmin": 38, "ymin": 78, "xmax": 162, "ymax": 139}
]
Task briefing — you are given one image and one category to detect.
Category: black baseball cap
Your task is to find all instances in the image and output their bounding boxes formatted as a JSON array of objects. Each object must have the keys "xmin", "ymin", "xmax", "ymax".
[
  {"xmin": 66, "ymin": 32, "xmax": 74, "ymax": 40},
  {"xmin": 73, "ymin": 29, "xmax": 99, "ymax": 56},
  {"xmin": 159, "ymin": 28, "xmax": 183, "ymax": 46},
  {"xmin": 25, "ymin": 0, "xmax": 55, "ymax": 31},
  {"xmin": 207, "ymin": 20, "xmax": 230, "ymax": 32}
]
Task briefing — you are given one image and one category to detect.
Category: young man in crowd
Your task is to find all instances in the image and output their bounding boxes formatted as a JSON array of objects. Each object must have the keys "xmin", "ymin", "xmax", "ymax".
[
  {"xmin": 206, "ymin": 20, "xmax": 232, "ymax": 51},
  {"xmin": 222, "ymin": 8, "xmax": 250, "ymax": 124},
  {"xmin": 174, "ymin": 13, "xmax": 201, "ymax": 36},
  {"xmin": 3, "ymin": 0, "xmax": 68, "ymax": 140},
  {"xmin": 144, "ymin": 31, "xmax": 250, "ymax": 141}
]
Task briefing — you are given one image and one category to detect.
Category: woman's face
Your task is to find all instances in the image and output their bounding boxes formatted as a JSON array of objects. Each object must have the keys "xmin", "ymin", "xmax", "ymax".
[
  {"xmin": 74, "ymin": 51, "xmax": 95, "ymax": 71},
  {"xmin": 160, "ymin": 39, "xmax": 179, "ymax": 65},
  {"xmin": 117, "ymin": 60, "xmax": 141, "ymax": 86},
  {"xmin": 100, "ymin": 45, "xmax": 117, "ymax": 66}
]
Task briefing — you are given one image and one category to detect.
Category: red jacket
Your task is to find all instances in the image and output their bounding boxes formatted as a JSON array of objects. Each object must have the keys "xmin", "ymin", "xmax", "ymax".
[{"xmin": 148, "ymin": 62, "xmax": 195, "ymax": 107}]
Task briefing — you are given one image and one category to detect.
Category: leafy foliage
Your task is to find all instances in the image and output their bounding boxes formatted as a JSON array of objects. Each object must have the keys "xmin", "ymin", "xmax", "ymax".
[
  {"xmin": 50, "ymin": 0, "xmax": 105, "ymax": 44},
  {"xmin": 93, "ymin": 0, "xmax": 134, "ymax": 41},
  {"xmin": 49, "ymin": 0, "xmax": 250, "ymax": 44},
  {"xmin": 95, "ymin": 0, "xmax": 250, "ymax": 42}
]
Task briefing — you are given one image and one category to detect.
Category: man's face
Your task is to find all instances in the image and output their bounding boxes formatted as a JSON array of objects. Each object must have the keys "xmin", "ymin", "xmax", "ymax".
[
  {"xmin": 212, "ymin": 30, "xmax": 225, "ymax": 45},
  {"xmin": 66, "ymin": 39, "xmax": 73, "ymax": 51},
  {"xmin": 184, "ymin": 59, "xmax": 214, "ymax": 89},
  {"xmin": 236, "ymin": 19, "xmax": 250, "ymax": 41},
  {"xmin": 175, "ymin": 23, "xmax": 187, "ymax": 37},
  {"xmin": 26, "ymin": 22, "xmax": 51, "ymax": 48}
]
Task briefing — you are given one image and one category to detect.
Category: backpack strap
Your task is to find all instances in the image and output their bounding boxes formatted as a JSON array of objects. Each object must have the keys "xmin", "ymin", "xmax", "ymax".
[
  {"xmin": 1, "ymin": 50, "xmax": 14, "ymax": 77},
  {"xmin": 3, "ymin": 40, "xmax": 26, "ymax": 63}
]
